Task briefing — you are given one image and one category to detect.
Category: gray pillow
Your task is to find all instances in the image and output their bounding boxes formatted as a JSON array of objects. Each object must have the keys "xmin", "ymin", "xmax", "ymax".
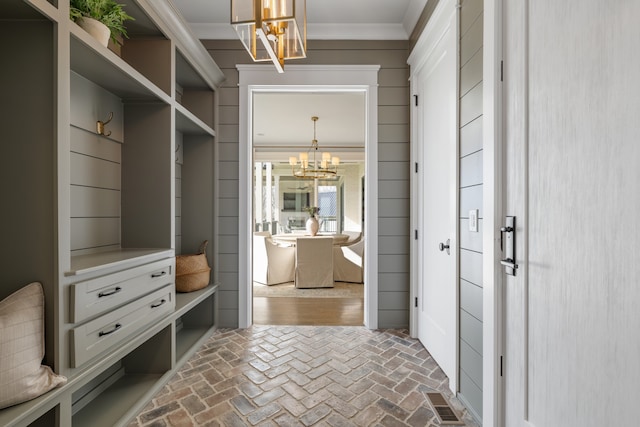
[{"xmin": 0, "ymin": 282, "xmax": 66, "ymax": 409}]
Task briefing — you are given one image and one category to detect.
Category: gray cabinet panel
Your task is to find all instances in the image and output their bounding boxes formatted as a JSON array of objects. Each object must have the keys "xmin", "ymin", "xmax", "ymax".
[
  {"xmin": 379, "ymin": 106, "xmax": 409, "ymax": 124},
  {"xmin": 379, "ymin": 180, "xmax": 410, "ymax": 198},
  {"xmin": 460, "ymin": 185, "xmax": 483, "ymax": 219},
  {"xmin": 461, "ymin": 279, "xmax": 483, "ymax": 321},
  {"xmin": 70, "ymin": 127, "xmax": 121, "ymax": 163},
  {"xmin": 460, "ymin": 150, "xmax": 483, "ymax": 188},
  {"xmin": 460, "ymin": 11, "xmax": 483, "ymax": 66},
  {"xmin": 460, "ymin": 83, "xmax": 483, "ymax": 127},
  {"xmin": 379, "ymin": 162, "xmax": 410, "ymax": 180},
  {"xmin": 460, "ymin": 339, "xmax": 483, "ymax": 389},
  {"xmin": 460, "ymin": 48, "xmax": 483, "ymax": 97},
  {"xmin": 70, "ymin": 218, "xmax": 120, "ymax": 251},
  {"xmin": 379, "ymin": 142, "xmax": 410, "ymax": 162},
  {"xmin": 460, "ymin": 249, "xmax": 483, "ymax": 286},
  {"xmin": 379, "ymin": 124, "xmax": 410, "ymax": 143},
  {"xmin": 71, "ymin": 186, "xmax": 120, "ymax": 218},
  {"xmin": 459, "ymin": 370, "xmax": 483, "ymax": 420},
  {"xmin": 218, "ymin": 179, "xmax": 239, "ymax": 198},
  {"xmin": 461, "ymin": 0, "xmax": 484, "ymax": 37},
  {"xmin": 460, "ymin": 116, "xmax": 483, "ymax": 157},
  {"xmin": 379, "ymin": 87, "xmax": 410, "ymax": 106},
  {"xmin": 70, "ymin": 72, "xmax": 124, "ymax": 143},
  {"xmin": 378, "ymin": 309, "xmax": 410, "ymax": 329},
  {"xmin": 379, "ymin": 198, "xmax": 409, "ymax": 218},
  {"xmin": 460, "ymin": 309, "xmax": 483, "ymax": 355},
  {"xmin": 70, "ymin": 152, "xmax": 121, "ymax": 190},
  {"xmin": 378, "ymin": 218, "xmax": 410, "ymax": 236},
  {"xmin": 378, "ymin": 273, "xmax": 409, "ymax": 291},
  {"xmin": 378, "ymin": 254, "xmax": 409, "ymax": 273},
  {"xmin": 460, "ymin": 219, "xmax": 483, "ymax": 252},
  {"xmin": 379, "ymin": 291, "xmax": 409, "ymax": 310},
  {"xmin": 379, "ymin": 236, "xmax": 410, "ymax": 255}
]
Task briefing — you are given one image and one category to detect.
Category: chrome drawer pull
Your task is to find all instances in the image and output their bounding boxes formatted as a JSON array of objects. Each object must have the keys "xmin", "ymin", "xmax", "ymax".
[
  {"xmin": 98, "ymin": 287, "xmax": 122, "ymax": 298},
  {"xmin": 151, "ymin": 299, "xmax": 166, "ymax": 309},
  {"xmin": 98, "ymin": 323, "xmax": 122, "ymax": 337},
  {"xmin": 151, "ymin": 271, "xmax": 167, "ymax": 278}
]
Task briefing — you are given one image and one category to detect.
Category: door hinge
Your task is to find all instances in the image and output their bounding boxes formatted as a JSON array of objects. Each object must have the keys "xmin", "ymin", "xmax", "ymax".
[
  {"xmin": 415, "ymin": 297, "xmax": 418, "ymax": 308},
  {"xmin": 415, "ymin": 162, "xmax": 418, "ymax": 173},
  {"xmin": 414, "ymin": 229, "xmax": 418, "ymax": 240},
  {"xmin": 500, "ymin": 60, "xmax": 503, "ymax": 82},
  {"xmin": 500, "ymin": 356, "xmax": 503, "ymax": 376},
  {"xmin": 414, "ymin": 94, "xmax": 418, "ymax": 106}
]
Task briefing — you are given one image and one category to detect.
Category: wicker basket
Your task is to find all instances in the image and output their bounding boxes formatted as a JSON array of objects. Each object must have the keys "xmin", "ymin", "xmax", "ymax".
[{"xmin": 175, "ymin": 240, "xmax": 211, "ymax": 293}]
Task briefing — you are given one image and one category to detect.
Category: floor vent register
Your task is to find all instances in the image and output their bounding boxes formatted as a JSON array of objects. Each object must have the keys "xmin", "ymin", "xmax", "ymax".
[{"xmin": 425, "ymin": 392, "xmax": 465, "ymax": 425}]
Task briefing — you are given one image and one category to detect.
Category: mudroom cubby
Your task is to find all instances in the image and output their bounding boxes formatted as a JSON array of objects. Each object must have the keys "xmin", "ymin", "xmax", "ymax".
[{"xmin": 0, "ymin": 1, "xmax": 224, "ymax": 426}]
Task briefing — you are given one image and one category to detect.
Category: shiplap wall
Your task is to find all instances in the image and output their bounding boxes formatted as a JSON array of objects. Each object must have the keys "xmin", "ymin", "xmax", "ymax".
[
  {"xmin": 175, "ymin": 132, "xmax": 183, "ymax": 254},
  {"xmin": 70, "ymin": 72, "xmax": 123, "ymax": 255},
  {"xmin": 458, "ymin": 0, "xmax": 484, "ymax": 421},
  {"xmin": 202, "ymin": 40, "xmax": 410, "ymax": 328}
]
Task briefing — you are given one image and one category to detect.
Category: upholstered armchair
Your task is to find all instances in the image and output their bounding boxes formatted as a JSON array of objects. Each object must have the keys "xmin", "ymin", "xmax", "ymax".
[
  {"xmin": 295, "ymin": 237, "xmax": 334, "ymax": 288},
  {"xmin": 253, "ymin": 233, "xmax": 295, "ymax": 285},
  {"xmin": 333, "ymin": 238, "xmax": 364, "ymax": 283}
]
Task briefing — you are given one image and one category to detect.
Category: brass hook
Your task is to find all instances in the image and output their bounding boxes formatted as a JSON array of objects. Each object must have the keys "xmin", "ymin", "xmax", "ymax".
[{"xmin": 96, "ymin": 112, "xmax": 113, "ymax": 137}]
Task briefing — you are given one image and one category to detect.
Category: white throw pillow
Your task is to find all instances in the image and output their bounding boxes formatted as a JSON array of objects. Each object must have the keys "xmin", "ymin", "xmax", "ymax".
[{"xmin": 0, "ymin": 282, "xmax": 66, "ymax": 409}]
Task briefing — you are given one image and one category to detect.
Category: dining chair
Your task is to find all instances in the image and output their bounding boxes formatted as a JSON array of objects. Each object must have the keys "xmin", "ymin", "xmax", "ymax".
[{"xmin": 295, "ymin": 237, "xmax": 334, "ymax": 288}]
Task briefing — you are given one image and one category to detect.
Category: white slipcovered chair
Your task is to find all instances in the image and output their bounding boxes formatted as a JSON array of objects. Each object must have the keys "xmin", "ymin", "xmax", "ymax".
[
  {"xmin": 342, "ymin": 231, "xmax": 362, "ymax": 245},
  {"xmin": 333, "ymin": 238, "xmax": 364, "ymax": 283},
  {"xmin": 295, "ymin": 237, "xmax": 334, "ymax": 288},
  {"xmin": 253, "ymin": 233, "xmax": 295, "ymax": 285}
]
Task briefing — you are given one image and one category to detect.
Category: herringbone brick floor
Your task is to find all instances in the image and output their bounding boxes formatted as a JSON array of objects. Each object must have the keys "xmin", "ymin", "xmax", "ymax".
[{"xmin": 130, "ymin": 326, "xmax": 480, "ymax": 426}]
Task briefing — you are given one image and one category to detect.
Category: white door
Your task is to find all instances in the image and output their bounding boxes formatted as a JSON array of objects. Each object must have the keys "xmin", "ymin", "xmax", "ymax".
[
  {"xmin": 501, "ymin": 1, "xmax": 640, "ymax": 426},
  {"xmin": 414, "ymin": 3, "xmax": 458, "ymax": 393}
]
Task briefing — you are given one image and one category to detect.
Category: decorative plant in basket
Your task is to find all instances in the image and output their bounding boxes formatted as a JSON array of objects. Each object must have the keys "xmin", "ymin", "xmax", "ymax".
[{"xmin": 69, "ymin": 0, "xmax": 134, "ymax": 47}]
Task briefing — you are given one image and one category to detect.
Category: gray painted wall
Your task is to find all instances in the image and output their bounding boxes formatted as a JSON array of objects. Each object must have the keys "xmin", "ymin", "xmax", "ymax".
[
  {"xmin": 457, "ymin": 0, "xmax": 484, "ymax": 421},
  {"xmin": 202, "ymin": 40, "xmax": 410, "ymax": 328}
]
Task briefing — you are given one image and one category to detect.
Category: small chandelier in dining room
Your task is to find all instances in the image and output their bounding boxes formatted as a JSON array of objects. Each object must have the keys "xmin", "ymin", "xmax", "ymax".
[
  {"xmin": 290, "ymin": 116, "xmax": 340, "ymax": 180},
  {"xmin": 230, "ymin": 0, "xmax": 307, "ymax": 73}
]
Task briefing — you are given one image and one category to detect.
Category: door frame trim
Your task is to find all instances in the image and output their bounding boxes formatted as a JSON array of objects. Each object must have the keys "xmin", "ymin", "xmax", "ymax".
[
  {"xmin": 408, "ymin": 0, "xmax": 460, "ymax": 394},
  {"xmin": 237, "ymin": 64, "xmax": 380, "ymax": 329},
  {"xmin": 483, "ymin": 0, "xmax": 504, "ymax": 426}
]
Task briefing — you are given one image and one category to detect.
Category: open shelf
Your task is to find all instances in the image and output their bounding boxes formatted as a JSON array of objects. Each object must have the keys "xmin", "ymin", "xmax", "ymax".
[
  {"xmin": 176, "ymin": 103, "xmax": 216, "ymax": 136},
  {"xmin": 73, "ymin": 374, "xmax": 163, "ymax": 427},
  {"xmin": 70, "ymin": 27, "xmax": 170, "ymax": 103},
  {"xmin": 175, "ymin": 284, "xmax": 218, "ymax": 362}
]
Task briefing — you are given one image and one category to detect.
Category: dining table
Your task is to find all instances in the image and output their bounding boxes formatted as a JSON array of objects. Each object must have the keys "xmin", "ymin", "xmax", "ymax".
[{"xmin": 272, "ymin": 233, "xmax": 350, "ymax": 245}]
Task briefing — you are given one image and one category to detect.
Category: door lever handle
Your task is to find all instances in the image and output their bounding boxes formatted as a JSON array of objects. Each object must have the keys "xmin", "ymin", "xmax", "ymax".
[
  {"xmin": 501, "ymin": 216, "xmax": 517, "ymax": 276},
  {"xmin": 500, "ymin": 258, "xmax": 518, "ymax": 269}
]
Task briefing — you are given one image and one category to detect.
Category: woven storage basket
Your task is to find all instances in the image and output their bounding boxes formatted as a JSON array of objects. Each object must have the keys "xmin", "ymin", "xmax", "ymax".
[{"xmin": 175, "ymin": 240, "xmax": 211, "ymax": 293}]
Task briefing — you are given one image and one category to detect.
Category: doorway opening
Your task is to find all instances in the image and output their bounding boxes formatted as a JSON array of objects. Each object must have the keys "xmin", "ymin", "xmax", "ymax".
[
  {"xmin": 250, "ymin": 92, "xmax": 366, "ymax": 326},
  {"xmin": 237, "ymin": 64, "xmax": 380, "ymax": 329}
]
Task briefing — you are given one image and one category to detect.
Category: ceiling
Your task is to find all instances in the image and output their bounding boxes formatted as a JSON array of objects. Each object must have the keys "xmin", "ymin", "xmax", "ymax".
[
  {"xmin": 171, "ymin": 0, "xmax": 424, "ymax": 163},
  {"xmin": 172, "ymin": 0, "xmax": 428, "ymax": 40}
]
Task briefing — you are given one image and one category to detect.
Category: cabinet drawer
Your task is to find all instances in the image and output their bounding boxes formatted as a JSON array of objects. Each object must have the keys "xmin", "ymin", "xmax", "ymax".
[
  {"xmin": 70, "ymin": 285, "xmax": 174, "ymax": 368},
  {"xmin": 70, "ymin": 259, "xmax": 174, "ymax": 323}
]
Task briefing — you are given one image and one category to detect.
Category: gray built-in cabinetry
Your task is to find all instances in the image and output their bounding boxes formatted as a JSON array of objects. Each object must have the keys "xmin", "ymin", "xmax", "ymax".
[{"xmin": 0, "ymin": 1, "xmax": 224, "ymax": 426}]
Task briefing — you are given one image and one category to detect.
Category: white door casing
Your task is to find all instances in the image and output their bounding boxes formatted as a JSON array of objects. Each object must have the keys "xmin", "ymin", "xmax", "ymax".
[
  {"xmin": 409, "ymin": 0, "xmax": 459, "ymax": 394},
  {"xmin": 501, "ymin": 1, "xmax": 640, "ymax": 426}
]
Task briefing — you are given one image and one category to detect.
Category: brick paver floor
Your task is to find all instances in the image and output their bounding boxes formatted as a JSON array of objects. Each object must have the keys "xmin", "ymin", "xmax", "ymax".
[{"xmin": 130, "ymin": 326, "xmax": 480, "ymax": 426}]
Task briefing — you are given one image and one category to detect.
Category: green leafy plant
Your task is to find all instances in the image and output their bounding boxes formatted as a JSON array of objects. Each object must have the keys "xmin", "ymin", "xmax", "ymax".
[
  {"xmin": 303, "ymin": 206, "xmax": 319, "ymax": 217},
  {"xmin": 70, "ymin": 0, "xmax": 135, "ymax": 46}
]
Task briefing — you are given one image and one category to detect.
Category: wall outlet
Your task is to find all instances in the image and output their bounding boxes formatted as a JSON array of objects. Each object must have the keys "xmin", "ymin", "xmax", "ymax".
[{"xmin": 469, "ymin": 209, "xmax": 479, "ymax": 232}]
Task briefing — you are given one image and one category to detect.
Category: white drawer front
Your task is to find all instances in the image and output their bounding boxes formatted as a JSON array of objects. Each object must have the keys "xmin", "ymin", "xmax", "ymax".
[
  {"xmin": 70, "ymin": 285, "xmax": 174, "ymax": 368},
  {"xmin": 70, "ymin": 259, "xmax": 174, "ymax": 323}
]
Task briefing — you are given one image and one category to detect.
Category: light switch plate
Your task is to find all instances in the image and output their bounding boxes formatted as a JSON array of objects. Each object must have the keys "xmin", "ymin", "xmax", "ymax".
[{"xmin": 469, "ymin": 209, "xmax": 478, "ymax": 232}]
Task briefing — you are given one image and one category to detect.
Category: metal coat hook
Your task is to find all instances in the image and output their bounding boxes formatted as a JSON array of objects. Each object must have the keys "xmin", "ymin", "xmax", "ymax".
[{"xmin": 96, "ymin": 112, "xmax": 113, "ymax": 137}]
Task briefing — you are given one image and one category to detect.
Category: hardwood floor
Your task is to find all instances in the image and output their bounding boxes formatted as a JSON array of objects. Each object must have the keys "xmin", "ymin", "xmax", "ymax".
[{"xmin": 253, "ymin": 297, "xmax": 364, "ymax": 326}]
